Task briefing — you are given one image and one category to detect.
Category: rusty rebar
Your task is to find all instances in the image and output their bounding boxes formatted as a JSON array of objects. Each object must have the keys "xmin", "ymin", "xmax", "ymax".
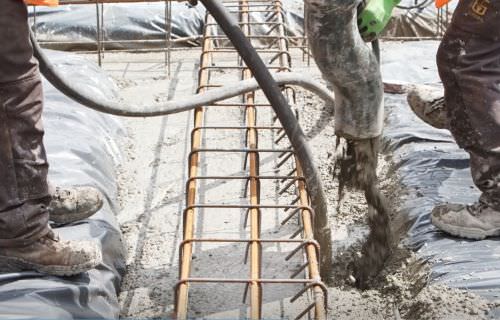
[{"xmin": 175, "ymin": 1, "xmax": 328, "ymax": 318}]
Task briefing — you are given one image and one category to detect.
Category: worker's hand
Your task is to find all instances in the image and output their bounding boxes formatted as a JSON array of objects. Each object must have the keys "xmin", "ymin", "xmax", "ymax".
[{"xmin": 357, "ymin": 0, "xmax": 401, "ymax": 42}]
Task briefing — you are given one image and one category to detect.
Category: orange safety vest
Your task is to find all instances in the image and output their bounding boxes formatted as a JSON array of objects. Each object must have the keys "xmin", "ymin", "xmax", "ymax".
[
  {"xmin": 435, "ymin": 0, "xmax": 453, "ymax": 8},
  {"xmin": 24, "ymin": 0, "xmax": 59, "ymax": 6}
]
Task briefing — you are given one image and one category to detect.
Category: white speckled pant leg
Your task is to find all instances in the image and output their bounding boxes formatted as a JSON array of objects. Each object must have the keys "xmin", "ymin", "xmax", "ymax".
[
  {"xmin": 0, "ymin": 0, "xmax": 50, "ymax": 247},
  {"xmin": 437, "ymin": 0, "xmax": 500, "ymax": 209}
]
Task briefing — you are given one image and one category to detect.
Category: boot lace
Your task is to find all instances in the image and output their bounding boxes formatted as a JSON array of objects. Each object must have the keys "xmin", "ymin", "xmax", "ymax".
[
  {"xmin": 39, "ymin": 230, "xmax": 60, "ymax": 244},
  {"xmin": 466, "ymin": 202, "xmax": 489, "ymax": 217},
  {"xmin": 54, "ymin": 188, "xmax": 73, "ymax": 201}
]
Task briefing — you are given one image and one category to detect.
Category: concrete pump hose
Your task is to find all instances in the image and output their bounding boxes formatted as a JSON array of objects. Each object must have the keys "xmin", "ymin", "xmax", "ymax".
[
  {"xmin": 30, "ymin": 30, "xmax": 334, "ymax": 117},
  {"xmin": 305, "ymin": 0, "xmax": 384, "ymax": 140}
]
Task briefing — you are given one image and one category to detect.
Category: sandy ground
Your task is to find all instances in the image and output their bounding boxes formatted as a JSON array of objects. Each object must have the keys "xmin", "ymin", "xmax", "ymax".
[
  {"xmin": 82, "ymin": 47, "xmax": 500, "ymax": 319},
  {"xmin": 92, "ymin": 50, "xmax": 200, "ymax": 317}
]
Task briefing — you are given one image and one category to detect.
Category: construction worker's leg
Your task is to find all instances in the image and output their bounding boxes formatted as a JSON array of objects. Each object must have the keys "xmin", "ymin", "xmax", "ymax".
[
  {"xmin": 0, "ymin": 76, "xmax": 52, "ymax": 247},
  {"xmin": 0, "ymin": 0, "xmax": 50, "ymax": 247},
  {"xmin": 1, "ymin": 0, "xmax": 103, "ymax": 229},
  {"xmin": 432, "ymin": 0, "xmax": 500, "ymax": 239},
  {"xmin": 0, "ymin": 0, "xmax": 101, "ymax": 275}
]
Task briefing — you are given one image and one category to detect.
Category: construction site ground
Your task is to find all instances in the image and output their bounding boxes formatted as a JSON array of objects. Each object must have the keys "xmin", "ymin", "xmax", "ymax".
[{"xmin": 84, "ymin": 47, "xmax": 499, "ymax": 319}]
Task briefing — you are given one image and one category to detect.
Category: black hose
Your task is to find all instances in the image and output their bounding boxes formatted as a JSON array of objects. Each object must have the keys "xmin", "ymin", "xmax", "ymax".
[
  {"xmin": 199, "ymin": 0, "xmax": 332, "ymax": 278},
  {"xmin": 397, "ymin": 0, "xmax": 433, "ymax": 10}
]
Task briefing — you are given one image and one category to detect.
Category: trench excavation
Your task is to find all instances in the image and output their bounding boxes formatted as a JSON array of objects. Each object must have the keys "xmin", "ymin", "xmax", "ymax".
[{"xmin": 174, "ymin": 0, "xmax": 327, "ymax": 318}]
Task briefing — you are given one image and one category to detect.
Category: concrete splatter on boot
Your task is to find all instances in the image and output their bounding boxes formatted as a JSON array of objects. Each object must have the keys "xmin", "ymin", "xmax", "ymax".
[
  {"xmin": 0, "ymin": 229, "xmax": 102, "ymax": 276},
  {"xmin": 407, "ymin": 84, "xmax": 448, "ymax": 130},
  {"xmin": 49, "ymin": 186, "xmax": 103, "ymax": 224},
  {"xmin": 432, "ymin": 202, "xmax": 500, "ymax": 240}
]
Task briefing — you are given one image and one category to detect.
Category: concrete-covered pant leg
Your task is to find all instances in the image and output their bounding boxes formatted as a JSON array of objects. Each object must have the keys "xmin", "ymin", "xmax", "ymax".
[
  {"xmin": 437, "ymin": 0, "xmax": 500, "ymax": 210},
  {"xmin": 0, "ymin": 0, "xmax": 50, "ymax": 247}
]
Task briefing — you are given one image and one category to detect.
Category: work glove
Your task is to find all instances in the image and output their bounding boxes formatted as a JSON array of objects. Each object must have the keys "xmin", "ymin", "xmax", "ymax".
[{"xmin": 357, "ymin": 0, "xmax": 401, "ymax": 42}]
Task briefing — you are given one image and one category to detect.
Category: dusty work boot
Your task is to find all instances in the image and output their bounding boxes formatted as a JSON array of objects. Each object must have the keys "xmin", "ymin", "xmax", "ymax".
[
  {"xmin": 0, "ymin": 230, "xmax": 102, "ymax": 276},
  {"xmin": 431, "ymin": 202, "xmax": 500, "ymax": 240},
  {"xmin": 48, "ymin": 186, "xmax": 103, "ymax": 224},
  {"xmin": 407, "ymin": 84, "xmax": 448, "ymax": 130}
]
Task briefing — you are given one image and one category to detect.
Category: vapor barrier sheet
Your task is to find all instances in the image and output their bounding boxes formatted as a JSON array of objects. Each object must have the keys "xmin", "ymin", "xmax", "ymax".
[
  {"xmin": 381, "ymin": 40, "xmax": 500, "ymax": 317},
  {"xmin": 29, "ymin": 0, "xmax": 448, "ymax": 49},
  {"xmin": 0, "ymin": 51, "xmax": 126, "ymax": 319}
]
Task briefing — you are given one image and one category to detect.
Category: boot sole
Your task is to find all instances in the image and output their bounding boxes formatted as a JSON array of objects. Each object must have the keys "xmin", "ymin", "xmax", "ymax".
[
  {"xmin": 407, "ymin": 88, "xmax": 448, "ymax": 130},
  {"xmin": 0, "ymin": 249, "xmax": 102, "ymax": 277},
  {"xmin": 432, "ymin": 216, "xmax": 500, "ymax": 240},
  {"xmin": 50, "ymin": 198, "xmax": 104, "ymax": 225}
]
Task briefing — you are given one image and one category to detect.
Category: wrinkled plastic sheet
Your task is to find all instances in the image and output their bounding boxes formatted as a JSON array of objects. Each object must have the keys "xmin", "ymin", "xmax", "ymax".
[
  {"xmin": 0, "ymin": 51, "xmax": 126, "ymax": 319},
  {"xmin": 30, "ymin": 2, "xmax": 206, "ymax": 49},
  {"xmin": 29, "ymin": 1, "xmax": 304, "ymax": 48},
  {"xmin": 29, "ymin": 1, "xmax": 305, "ymax": 49},
  {"xmin": 380, "ymin": 40, "xmax": 500, "ymax": 313},
  {"xmin": 29, "ymin": 0, "xmax": 453, "ymax": 49}
]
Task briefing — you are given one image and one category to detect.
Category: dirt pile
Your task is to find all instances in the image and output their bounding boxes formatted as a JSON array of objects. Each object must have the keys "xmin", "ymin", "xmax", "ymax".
[{"xmin": 327, "ymin": 245, "xmax": 497, "ymax": 319}]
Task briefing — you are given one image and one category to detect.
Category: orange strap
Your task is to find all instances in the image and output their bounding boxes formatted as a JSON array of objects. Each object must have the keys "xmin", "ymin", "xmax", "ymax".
[
  {"xmin": 435, "ymin": 0, "xmax": 453, "ymax": 8},
  {"xmin": 24, "ymin": 0, "xmax": 59, "ymax": 6}
]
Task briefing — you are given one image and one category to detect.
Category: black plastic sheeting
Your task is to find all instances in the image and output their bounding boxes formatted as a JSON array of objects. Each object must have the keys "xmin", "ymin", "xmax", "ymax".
[
  {"xmin": 29, "ymin": 0, "xmax": 448, "ymax": 49},
  {"xmin": 381, "ymin": 40, "xmax": 500, "ymax": 314},
  {"xmin": 0, "ymin": 51, "xmax": 126, "ymax": 319}
]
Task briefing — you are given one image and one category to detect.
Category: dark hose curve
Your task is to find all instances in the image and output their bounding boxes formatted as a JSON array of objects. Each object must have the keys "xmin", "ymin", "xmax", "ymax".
[{"xmin": 30, "ymin": 31, "xmax": 334, "ymax": 117}]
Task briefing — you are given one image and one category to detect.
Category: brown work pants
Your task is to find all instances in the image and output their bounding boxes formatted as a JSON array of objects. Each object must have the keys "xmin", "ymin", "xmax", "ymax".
[
  {"xmin": 0, "ymin": 0, "xmax": 50, "ymax": 247},
  {"xmin": 437, "ymin": 0, "xmax": 500, "ymax": 210}
]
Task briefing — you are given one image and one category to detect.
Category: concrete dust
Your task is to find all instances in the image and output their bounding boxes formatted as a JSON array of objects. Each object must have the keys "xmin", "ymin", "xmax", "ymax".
[{"xmin": 82, "ymin": 50, "xmax": 500, "ymax": 319}]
